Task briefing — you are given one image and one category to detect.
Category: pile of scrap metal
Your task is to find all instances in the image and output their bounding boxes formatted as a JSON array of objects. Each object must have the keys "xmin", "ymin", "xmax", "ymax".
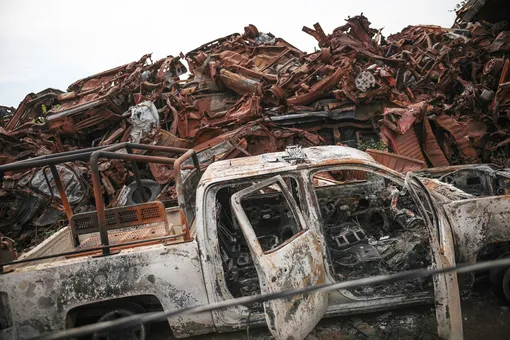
[
  {"xmin": 0, "ymin": 1, "xmax": 509, "ymax": 247},
  {"xmin": 0, "ymin": 106, "xmax": 15, "ymax": 127}
]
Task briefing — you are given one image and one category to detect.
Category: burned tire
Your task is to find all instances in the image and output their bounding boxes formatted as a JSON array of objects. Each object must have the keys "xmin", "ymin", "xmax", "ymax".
[
  {"xmin": 490, "ymin": 267, "xmax": 507, "ymax": 298},
  {"xmin": 126, "ymin": 179, "xmax": 161, "ymax": 205},
  {"xmin": 502, "ymin": 268, "xmax": 510, "ymax": 304},
  {"xmin": 91, "ymin": 302, "xmax": 148, "ymax": 340},
  {"xmin": 490, "ymin": 253, "xmax": 510, "ymax": 299}
]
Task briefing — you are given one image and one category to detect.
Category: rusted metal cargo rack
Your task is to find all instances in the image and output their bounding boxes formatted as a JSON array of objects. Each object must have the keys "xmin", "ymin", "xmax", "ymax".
[{"xmin": 0, "ymin": 143, "xmax": 200, "ymax": 272}]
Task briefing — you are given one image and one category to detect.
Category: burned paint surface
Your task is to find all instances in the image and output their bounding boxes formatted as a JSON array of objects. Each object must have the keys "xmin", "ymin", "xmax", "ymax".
[
  {"xmin": 195, "ymin": 147, "xmax": 462, "ymax": 339},
  {"xmin": 230, "ymin": 175, "xmax": 328, "ymax": 340},
  {"xmin": 444, "ymin": 195, "xmax": 510, "ymax": 265},
  {"xmin": 257, "ymin": 231, "xmax": 328, "ymax": 340},
  {"xmin": 0, "ymin": 241, "xmax": 214, "ymax": 339}
]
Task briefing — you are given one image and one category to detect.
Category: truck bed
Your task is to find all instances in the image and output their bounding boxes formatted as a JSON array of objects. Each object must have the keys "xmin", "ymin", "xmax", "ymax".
[{"xmin": 9, "ymin": 205, "xmax": 185, "ymax": 269}]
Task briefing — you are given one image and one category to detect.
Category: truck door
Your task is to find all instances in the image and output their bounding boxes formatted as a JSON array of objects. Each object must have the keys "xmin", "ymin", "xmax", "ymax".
[
  {"xmin": 231, "ymin": 175, "xmax": 328, "ymax": 340},
  {"xmin": 405, "ymin": 173, "xmax": 463, "ymax": 340}
]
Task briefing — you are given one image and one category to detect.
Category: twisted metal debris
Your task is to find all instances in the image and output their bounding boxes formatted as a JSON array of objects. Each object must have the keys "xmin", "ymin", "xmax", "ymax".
[{"xmin": 0, "ymin": 0, "xmax": 509, "ymax": 247}]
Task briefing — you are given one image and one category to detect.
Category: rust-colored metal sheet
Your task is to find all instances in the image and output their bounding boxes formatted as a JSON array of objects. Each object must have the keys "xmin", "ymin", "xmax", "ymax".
[
  {"xmin": 366, "ymin": 149, "xmax": 426, "ymax": 173},
  {"xmin": 422, "ymin": 118, "xmax": 450, "ymax": 167},
  {"xmin": 435, "ymin": 115, "xmax": 479, "ymax": 164},
  {"xmin": 380, "ymin": 125, "xmax": 426, "ymax": 162}
]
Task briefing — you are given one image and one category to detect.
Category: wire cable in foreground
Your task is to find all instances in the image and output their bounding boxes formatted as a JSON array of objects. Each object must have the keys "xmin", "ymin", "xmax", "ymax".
[{"xmin": 33, "ymin": 257, "xmax": 510, "ymax": 340}]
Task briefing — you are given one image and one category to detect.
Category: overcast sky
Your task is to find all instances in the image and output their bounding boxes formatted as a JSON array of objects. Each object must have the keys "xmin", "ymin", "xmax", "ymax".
[{"xmin": 0, "ymin": 0, "xmax": 460, "ymax": 107}]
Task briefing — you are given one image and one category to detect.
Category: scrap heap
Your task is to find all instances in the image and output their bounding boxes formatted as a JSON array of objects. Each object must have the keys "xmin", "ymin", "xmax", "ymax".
[{"xmin": 0, "ymin": 0, "xmax": 509, "ymax": 247}]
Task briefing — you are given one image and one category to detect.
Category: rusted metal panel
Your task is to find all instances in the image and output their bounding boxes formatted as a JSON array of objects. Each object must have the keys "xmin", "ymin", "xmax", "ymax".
[
  {"xmin": 70, "ymin": 201, "xmax": 168, "ymax": 235},
  {"xmin": 0, "ymin": 240, "xmax": 215, "ymax": 338},
  {"xmin": 422, "ymin": 118, "xmax": 450, "ymax": 167},
  {"xmin": 366, "ymin": 149, "xmax": 425, "ymax": 172},
  {"xmin": 435, "ymin": 115, "xmax": 479, "ymax": 164},
  {"xmin": 380, "ymin": 125, "xmax": 426, "ymax": 162}
]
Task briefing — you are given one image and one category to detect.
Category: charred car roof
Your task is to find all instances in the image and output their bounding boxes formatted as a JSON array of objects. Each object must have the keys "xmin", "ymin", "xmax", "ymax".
[{"xmin": 200, "ymin": 145, "xmax": 381, "ymax": 183}]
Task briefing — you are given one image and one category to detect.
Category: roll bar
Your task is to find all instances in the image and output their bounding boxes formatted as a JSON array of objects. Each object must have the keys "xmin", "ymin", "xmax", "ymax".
[{"xmin": 0, "ymin": 143, "xmax": 201, "ymax": 266}]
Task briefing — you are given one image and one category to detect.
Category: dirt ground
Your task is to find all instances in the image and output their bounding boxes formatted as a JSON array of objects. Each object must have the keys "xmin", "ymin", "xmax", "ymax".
[
  {"xmin": 461, "ymin": 281, "xmax": 510, "ymax": 340},
  {"xmin": 148, "ymin": 277, "xmax": 510, "ymax": 340}
]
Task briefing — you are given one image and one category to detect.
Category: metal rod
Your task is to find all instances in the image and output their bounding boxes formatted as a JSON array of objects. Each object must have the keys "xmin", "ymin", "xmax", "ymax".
[
  {"xmin": 98, "ymin": 142, "xmax": 189, "ymax": 154},
  {"xmin": 94, "ymin": 151, "xmax": 177, "ymax": 164},
  {"xmin": 0, "ymin": 153, "xmax": 92, "ymax": 173},
  {"xmin": 89, "ymin": 148, "xmax": 180, "ymax": 255},
  {"xmin": 173, "ymin": 149, "xmax": 200, "ymax": 240},
  {"xmin": 49, "ymin": 165, "xmax": 79, "ymax": 247},
  {"xmin": 0, "ymin": 143, "xmax": 188, "ymax": 173},
  {"xmin": 125, "ymin": 143, "xmax": 189, "ymax": 153},
  {"xmin": 174, "ymin": 149, "xmax": 197, "ymax": 213},
  {"xmin": 126, "ymin": 146, "xmax": 149, "ymax": 202},
  {"xmin": 90, "ymin": 151, "xmax": 110, "ymax": 255},
  {"xmin": 191, "ymin": 153, "xmax": 201, "ymax": 179},
  {"xmin": 14, "ymin": 145, "xmax": 107, "ymax": 163},
  {"xmin": 42, "ymin": 167, "xmax": 58, "ymax": 200}
]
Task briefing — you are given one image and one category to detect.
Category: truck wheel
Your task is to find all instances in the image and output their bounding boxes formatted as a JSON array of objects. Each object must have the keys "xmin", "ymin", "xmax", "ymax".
[
  {"xmin": 502, "ymin": 268, "xmax": 510, "ymax": 304},
  {"xmin": 490, "ymin": 253, "xmax": 510, "ymax": 299},
  {"xmin": 490, "ymin": 267, "xmax": 507, "ymax": 298},
  {"xmin": 91, "ymin": 303, "xmax": 148, "ymax": 340}
]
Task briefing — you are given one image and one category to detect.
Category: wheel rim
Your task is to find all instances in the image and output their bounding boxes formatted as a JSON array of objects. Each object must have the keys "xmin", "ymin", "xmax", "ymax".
[
  {"xmin": 490, "ymin": 252, "xmax": 510, "ymax": 298},
  {"xmin": 502, "ymin": 268, "xmax": 510, "ymax": 304},
  {"xmin": 92, "ymin": 309, "xmax": 147, "ymax": 340}
]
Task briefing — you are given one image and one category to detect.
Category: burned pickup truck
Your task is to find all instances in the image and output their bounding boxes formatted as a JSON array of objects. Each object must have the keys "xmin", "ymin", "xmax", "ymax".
[{"xmin": 1, "ymin": 144, "xmax": 510, "ymax": 340}]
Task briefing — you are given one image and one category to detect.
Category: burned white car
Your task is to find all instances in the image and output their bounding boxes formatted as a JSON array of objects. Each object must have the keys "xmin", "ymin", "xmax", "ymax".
[{"xmin": 0, "ymin": 144, "xmax": 509, "ymax": 340}]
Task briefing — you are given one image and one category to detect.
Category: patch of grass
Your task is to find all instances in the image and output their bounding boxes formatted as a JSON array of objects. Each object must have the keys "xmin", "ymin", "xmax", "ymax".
[
  {"xmin": 343, "ymin": 335, "xmax": 357, "ymax": 340},
  {"xmin": 356, "ymin": 139, "xmax": 388, "ymax": 152}
]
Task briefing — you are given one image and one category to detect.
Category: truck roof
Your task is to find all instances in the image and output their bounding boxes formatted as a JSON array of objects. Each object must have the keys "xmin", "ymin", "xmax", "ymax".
[{"xmin": 201, "ymin": 146, "xmax": 378, "ymax": 183}]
